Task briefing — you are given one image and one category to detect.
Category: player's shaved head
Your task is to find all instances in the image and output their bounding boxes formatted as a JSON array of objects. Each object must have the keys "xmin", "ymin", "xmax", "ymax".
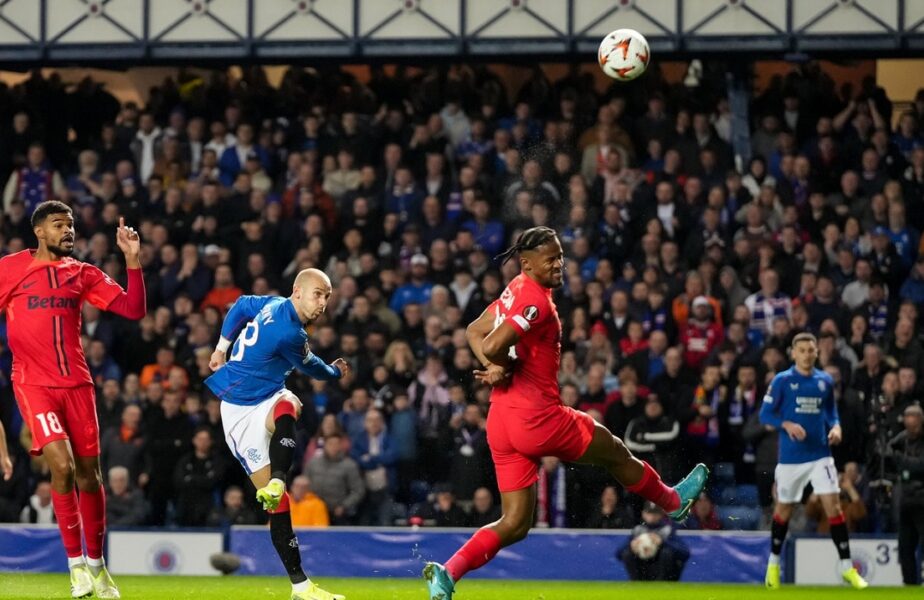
[
  {"xmin": 294, "ymin": 268, "xmax": 331, "ymax": 293},
  {"xmin": 291, "ymin": 268, "xmax": 332, "ymax": 323}
]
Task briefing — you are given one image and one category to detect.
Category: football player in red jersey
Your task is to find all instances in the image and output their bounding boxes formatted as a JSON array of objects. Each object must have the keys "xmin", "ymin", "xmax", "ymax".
[
  {"xmin": 0, "ymin": 200, "xmax": 146, "ymax": 598},
  {"xmin": 424, "ymin": 227, "xmax": 708, "ymax": 599}
]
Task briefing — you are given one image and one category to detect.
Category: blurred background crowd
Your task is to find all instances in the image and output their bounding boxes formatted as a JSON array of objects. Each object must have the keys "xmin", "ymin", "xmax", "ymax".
[{"xmin": 0, "ymin": 62, "xmax": 921, "ymax": 538}]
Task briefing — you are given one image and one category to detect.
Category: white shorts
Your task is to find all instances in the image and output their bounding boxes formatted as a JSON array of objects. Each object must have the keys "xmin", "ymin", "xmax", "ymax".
[
  {"xmin": 775, "ymin": 456, "xmax": 839, "ymax": 503},
  {"xmin": 220, "ymin": 388, "xmax": 299, "ymax": 475}
]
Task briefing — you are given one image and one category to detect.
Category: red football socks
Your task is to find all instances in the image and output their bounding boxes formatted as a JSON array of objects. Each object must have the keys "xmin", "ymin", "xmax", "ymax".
[
  {"xmin": 79, "ymin": 486, "xmax": 106, "ymax": 560},
  {"xmin": 51, "ymin": 489, "xmax": 84, "ymax": 558},
  {"xmin": 445, "ymin": 528, "xmax": 502, "ymax": 582},
  {"xmin": 268, "ymin": 492, "xmax": 291, "ymax": 515},
  {"xmin": 625, "ymin": 461, "xmax": 681, "ymax": 512}
]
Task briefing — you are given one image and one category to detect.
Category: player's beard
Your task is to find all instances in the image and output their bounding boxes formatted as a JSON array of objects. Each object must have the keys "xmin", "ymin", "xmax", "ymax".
[{"xmin": 47, "ymin": 241, "xmax": 74, "ymax": 257}]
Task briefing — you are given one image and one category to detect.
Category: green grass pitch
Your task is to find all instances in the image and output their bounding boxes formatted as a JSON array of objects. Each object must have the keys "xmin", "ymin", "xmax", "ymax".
[{"xmin": 0, "ymin": 575, "xmax": 916, "ymax": 600}]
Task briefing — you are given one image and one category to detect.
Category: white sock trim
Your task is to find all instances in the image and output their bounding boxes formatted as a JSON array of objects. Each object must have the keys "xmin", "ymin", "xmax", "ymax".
[
  {"xmin": 768, "ymin": 554, "xmax": 780, "ymax": 566},
  {"xmin": 87, "ymin": 557, "xmax": 104, "ymax": 568},
  {"xmin": 67, "ymin": 556, "xmax": 87, "ymax": 569},
  {"xmin": 840, "ymin": 558, "xmax": 854, "ymax": 572},
  {"xmin": 292, "ymin": 579, "xmax": 311, "ymax": 593}
]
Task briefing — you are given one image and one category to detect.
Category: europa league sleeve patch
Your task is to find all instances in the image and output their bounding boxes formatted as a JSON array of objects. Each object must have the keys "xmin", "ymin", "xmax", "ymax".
[{"xmin": 523, "ymin": 305, "xmax": 539, "ymax": 321}]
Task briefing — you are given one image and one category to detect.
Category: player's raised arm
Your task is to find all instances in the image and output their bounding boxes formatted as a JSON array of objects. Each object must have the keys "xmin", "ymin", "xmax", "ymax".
[
  {"xmin": 280, "ymin": 333, "xmax": 349, "ymax": 381},
  {"xmin": 210, "ymin": 295, "xmax": 272, "ymax": 370},
  {"xmin": 89, "ymin": 217, "xmax": 146, "ymax": 319},
  {"xmin": 115, "ymin": 216, "xmax": 141, "ymax": 269}
]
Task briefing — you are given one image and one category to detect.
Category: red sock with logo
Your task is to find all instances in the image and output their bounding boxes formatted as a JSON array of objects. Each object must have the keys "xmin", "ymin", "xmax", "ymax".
[
  {"xmin": 52, "ymin": 489, "xmax": 84, "ymax": 558},
  {"xmin": 79, "ymin": 486, "xmax": 106, "ymax": 560},
  {"xmin": 444, "ymin": 528, "xmax": 502, "ymax": 582},
  {"xmin": 625, "ymin": 461, "xmax": 681, "ymax": 512}
]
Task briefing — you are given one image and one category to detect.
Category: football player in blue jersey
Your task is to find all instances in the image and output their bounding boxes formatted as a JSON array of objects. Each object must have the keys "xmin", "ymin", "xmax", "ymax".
[
  {"xmin": 207, "ymin": 268, "xmax": 349, "ymax": 600},
  {"xmin": 759, "ymin": 332, "xmax": 868, "ymax": 590}
]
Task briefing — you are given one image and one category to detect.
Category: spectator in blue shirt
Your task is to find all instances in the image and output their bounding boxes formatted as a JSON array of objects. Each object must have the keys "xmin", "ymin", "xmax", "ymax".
[
  {"xmin": 350, "ymin": 408, "xmax": 397, "ymax": 526},
  {"xmin": 892, "ymin": 112, "xmax": 924, "ymax": 160},
  {"xmin": 461, "ymin": 196, "xmax": 504, "ymax": 257},
  {"xmin": 887, "ymin": 202, "xmax": 920, "ymax": 268},
  {"xmin": 900, "ymin": 256, "xmax": 924, "ymax": 306},
  {"xmin": 87, "ymin": 340, "xmax": 123, "ymax": 387},
  {"xmin": 218, "ymin": 123, "xmax": 270, "ymax": 187},
  {"xmin": 389, "ymin": 254, "xmax": 433, "ymax": 313},
  {"xmin": 386, "ymin": 166, "xmax": 424, "ymax": 227},
  {"xmin": 455, "ymin": 118, "xmax": 494, "ymax": 166}
]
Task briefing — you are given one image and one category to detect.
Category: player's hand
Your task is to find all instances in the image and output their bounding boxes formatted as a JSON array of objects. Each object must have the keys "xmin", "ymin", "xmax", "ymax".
[
  {"xmin": 209, "ymin": 350, "xmax": 227, "ymax": 372},
  {"xmin": 782, "ymin": 421, "xmax": 807, "ymax": 442},
  {"xmin": 116, "ymin": 217, "xmax": 142, "ymax": 268},
  {"xmin": 331, "ymin": 358, "xmax": 351, "ymax": 379},
  {"xmin": 473, "ymin": 364, "xmax": 511, "ymax": 387},
  {"xmin": 828, "ymin": 424, "xmax": 842, "ymax": 446},
  {"xmin": 0, "ymin": 454, "xmax": 12, "ymax": 481}
]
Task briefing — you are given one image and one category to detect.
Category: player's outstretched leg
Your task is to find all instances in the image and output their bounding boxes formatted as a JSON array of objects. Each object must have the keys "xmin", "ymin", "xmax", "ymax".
[
  {"xmin": 576, "ymin": 423, "xmax": 708, "ymax": 520},
  {"xmin": 424, "ymin": 486, "xmax": 534, "ymax": 599},
  {"xmin": 75, "ymin": 455, "xmax": 120, "ymax": 599},
  {"xmin": 43, "ymin": 441, "xmax": 92, "ymax": 598}
]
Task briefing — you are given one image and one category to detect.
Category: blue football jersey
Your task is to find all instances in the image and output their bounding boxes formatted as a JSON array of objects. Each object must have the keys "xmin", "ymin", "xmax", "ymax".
[
  {"xmin": 759, "ymin": 366, "xmax": 839, "ymax": 464},
  {"xmin": 205, "ymin": 295, "xmax": 339, "ymax": 406}
]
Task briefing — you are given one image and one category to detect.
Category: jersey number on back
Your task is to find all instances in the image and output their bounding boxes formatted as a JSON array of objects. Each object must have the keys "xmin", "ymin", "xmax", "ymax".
[{"xmin": 229, "ymin": 321, "xmax": 260, "ymax": 362}]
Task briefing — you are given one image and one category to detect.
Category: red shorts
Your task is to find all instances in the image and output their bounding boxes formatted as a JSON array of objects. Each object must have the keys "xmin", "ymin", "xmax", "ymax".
[
  {"xmin": 13, "ymin": 383, "xmax": 99, "ymax": 457},
  {"xmin": 487, "ymin": 402, "xmax": 596, "ymax": 493}
]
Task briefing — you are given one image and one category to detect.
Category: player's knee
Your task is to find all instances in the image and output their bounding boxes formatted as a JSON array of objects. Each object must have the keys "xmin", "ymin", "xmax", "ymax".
[
  {"xmin": 510, "ymin": 522, "xmax": 531, "ymax": 543},
  {"xmin": 274, "ymin": 397, "xmax": 300, "ymax": 420},
  {"xmin": 49, "ymin": 457, "xmax": 76, "ymax": 486},
  {"xmin": 611, "ymin": 436, "xmax": 631, "ymax": 463},
  {"xmin": 76, "ymin": 470, "xmax": 102, "ymax": 492},
  {"xmin": 497, "ymin": 513, "xmax": 531, "ymax": 544},
  {"xmin": 599, "ymin": 436, "xmax": 629, "ymax": 469}
]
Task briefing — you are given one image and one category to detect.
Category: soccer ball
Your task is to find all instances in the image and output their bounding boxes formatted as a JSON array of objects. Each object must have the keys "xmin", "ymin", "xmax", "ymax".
[
  {"xmin": 633, "ymin": 532, "xmax": 660, "ymax": 560},
  {"xmin": 598, "ymin": 28, "xmax": 650, "ymax": 81}
]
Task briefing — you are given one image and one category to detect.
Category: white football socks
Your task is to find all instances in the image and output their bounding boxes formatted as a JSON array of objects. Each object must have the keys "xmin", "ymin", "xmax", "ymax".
[{"xmin": 86, "ymin": 556, "xmax": 104, "ymax": 576}]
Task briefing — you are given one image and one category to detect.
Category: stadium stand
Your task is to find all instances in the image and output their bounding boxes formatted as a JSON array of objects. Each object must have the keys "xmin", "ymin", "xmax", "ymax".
[{"xmin": 0, "ymin": 62, "xmax": 921, "ymax": 537}]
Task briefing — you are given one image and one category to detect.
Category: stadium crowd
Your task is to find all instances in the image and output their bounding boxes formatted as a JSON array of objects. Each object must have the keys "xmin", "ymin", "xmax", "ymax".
[{"xmin": 0, "ymin": 63, "xmax": 921, "ymax": 540}]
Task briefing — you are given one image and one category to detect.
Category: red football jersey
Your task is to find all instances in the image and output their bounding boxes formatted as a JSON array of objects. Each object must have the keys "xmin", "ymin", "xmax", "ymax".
[
  {"xmin": 0, "ymin": 250, "xmax": 124, "ymax": 387},
  {"xmin": 488, "ymin": 273, "xmax": 562, "ymax": 410}
]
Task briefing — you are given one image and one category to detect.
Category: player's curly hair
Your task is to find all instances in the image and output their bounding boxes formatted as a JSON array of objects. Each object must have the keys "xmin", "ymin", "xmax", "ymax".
[
  {"xmin": 31, "ymin": 200, "xmax": 72, "ymax": 228},
  {"xmin": 495, "ymin": 226, "xmax": 559, "ymax": 264}
]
